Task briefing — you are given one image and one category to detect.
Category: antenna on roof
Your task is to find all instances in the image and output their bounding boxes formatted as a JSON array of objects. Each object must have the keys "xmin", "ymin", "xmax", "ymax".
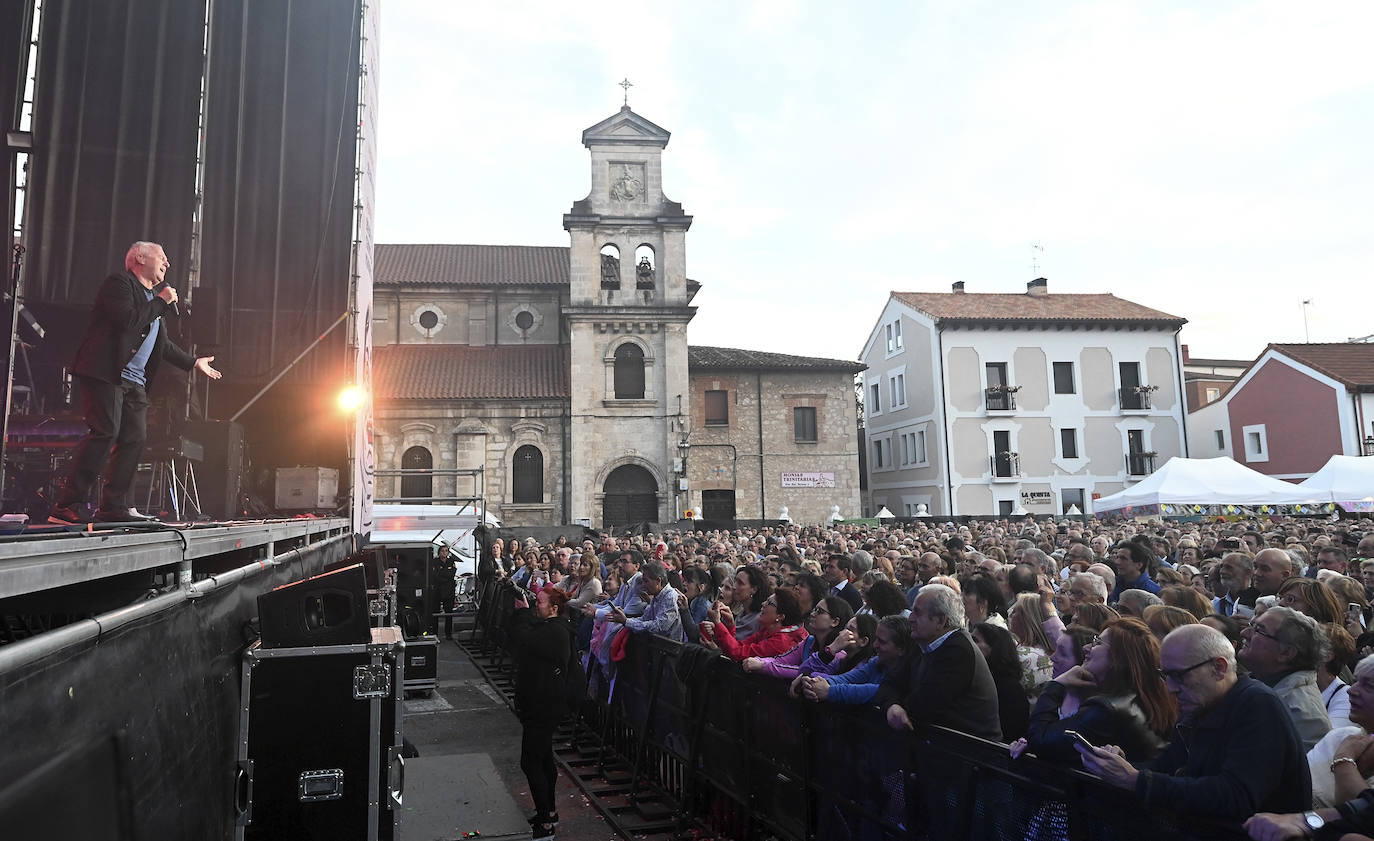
[
  {"xmin": 1301, "ymin": 299, "xmax": 1312, "ymax": 343},
  {"xmin": 1031, "ymin": 241, "xmax": 1044, "ymax": 276}
]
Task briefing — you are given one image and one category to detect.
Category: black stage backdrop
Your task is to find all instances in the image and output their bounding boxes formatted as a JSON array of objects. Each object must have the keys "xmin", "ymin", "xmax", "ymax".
[
  {"xmin": 22, "ymin": 0, "xmax": 204, "ymax": 306},
  {"xmin": 200, "ymin": 0, "xmax": 360, "ymax": 386},
  {"xmin": 2, "ymin": 0, "xmax": 31, "ymax": 248},
  {"xmin": 199, "ymin": 0, "xmax": 361, "ymax": 474}
]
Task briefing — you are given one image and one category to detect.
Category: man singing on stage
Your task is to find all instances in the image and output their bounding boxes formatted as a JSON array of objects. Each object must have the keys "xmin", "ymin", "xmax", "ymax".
[{"xmin": 48, "ymin": 241, "xmax": 222, "ymax": 524}]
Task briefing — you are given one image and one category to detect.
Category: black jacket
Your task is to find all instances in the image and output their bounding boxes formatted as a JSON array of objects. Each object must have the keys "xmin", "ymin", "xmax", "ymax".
[
  {"xmin": 875, "ymin": 629, "xmax": 1003, "ymax": 741},
  {"xmin": 72, "ymin": 270, "xmax": 195, "ymax": 386},
  {"xmin": 1026, "ymin": 680, "xmax": 1168, "ymax": 764},
  {"xmin": 1135, "ymin": 675, "xmax": 1311, "ymax": 820},
  {"xmin": 507, "ymin": 609, "xmax": 572, "ymax": 721}
]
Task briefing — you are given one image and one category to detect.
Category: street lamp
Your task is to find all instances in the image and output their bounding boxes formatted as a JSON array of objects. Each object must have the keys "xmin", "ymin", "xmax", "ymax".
[
  {"xmin": 778, "ymin": 506, "xmax": 792, "ymax": 524},
  {"xmin": 829, "ymin": 505, "xmax": 844, "ymax": 523},
  {"xmin": 875, "ymin": 506, "xmax": 895, "ymax": 521}
]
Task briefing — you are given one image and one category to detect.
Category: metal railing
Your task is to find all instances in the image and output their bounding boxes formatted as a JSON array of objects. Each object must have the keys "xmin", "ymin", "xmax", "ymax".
[
  {"xmin": 990, "ymin": 452, "xmax": 1021, "ymax": 479},
  {"xmin": 1127, "ymin": 452, "xmax": 1156, "ymax": 476},
  {"xmin": 1119, "ymin": 386, "xmax": 1153, "ymax": 410},
  {"xmin": 985, "ymin": 388, "xmax": 1017, "ymax": 411},
  {"xmin": 468, "ymin": 578, "xmax": 1249, "ymax": 841}
]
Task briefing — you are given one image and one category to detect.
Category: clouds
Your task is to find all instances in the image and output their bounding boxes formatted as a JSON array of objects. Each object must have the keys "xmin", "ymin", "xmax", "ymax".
[{"xmin": 376, "ymin": 1, "xmax": 1374, "ymax": 361}]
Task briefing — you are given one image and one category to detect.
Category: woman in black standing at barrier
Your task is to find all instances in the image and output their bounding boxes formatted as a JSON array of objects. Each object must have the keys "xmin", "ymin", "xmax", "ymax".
[{"xmin": 509, "ymin": 586, "xmax": 572, "ymax": 840}]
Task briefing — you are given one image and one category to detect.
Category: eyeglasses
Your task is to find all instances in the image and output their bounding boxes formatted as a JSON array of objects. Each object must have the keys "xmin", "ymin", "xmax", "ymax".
[
  {"xmin": 1248, "ymin": 623, "xmax": 1281, "ymax": 644},
  {"xmin": 1157, "ymin": 659, "xmax": 1216, "ymax": 682},
  {"xmin": 809, "ymin": 606, "xmax": 829, "ymax": 617}
]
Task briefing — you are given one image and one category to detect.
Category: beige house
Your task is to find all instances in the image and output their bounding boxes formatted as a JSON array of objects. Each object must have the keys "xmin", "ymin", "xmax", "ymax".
[
  {"xmin": 370, "ymin": 107, "xmax": 861, "ymax": 527},
  {"xmin": 860, "ymin": 279, "xmax": 1188, "ymax": 517}
]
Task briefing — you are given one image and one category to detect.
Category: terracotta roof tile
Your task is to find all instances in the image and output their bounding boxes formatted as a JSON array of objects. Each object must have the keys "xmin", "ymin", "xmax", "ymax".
[
  {"xmin": 374, "ymin": 243, "xmax": 702, "ymax": 296},
  {"xmin": 1270, "ymin": 343, "xmax": 1374, "ymax": 390},
  {"xmin": 892, "ymin": 291, "xmax": 1185, "ymax": 324},
  {"xmin": 374, "ymin": 344, "xmax": 569, "ymax": 400},
  {"xmin": 689, "ymin": 345, "xmax": 865, "ymax": 373},
  {"xmin": 375, "ymin": 244, "xmax": 570, "ymax": 287}
]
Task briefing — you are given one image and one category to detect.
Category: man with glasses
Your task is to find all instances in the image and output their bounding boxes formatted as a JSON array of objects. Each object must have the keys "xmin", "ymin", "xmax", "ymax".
[
  {"xmin": 1238, "ymin": 607, "xmax": 1332, "ymax": 751},
  {"xmin": 1077, "ymin": 624, "xmax": 1311, "ymax": 821}
]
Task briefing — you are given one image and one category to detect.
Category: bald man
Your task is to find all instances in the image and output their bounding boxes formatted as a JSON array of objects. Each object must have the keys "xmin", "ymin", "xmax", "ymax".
[
  {"xmin": 1252, "ymin": 547, "xmax": 1298, "ymax": 597},
  {"xmin": 1077, "ymin": 624, "xmax": 1311, "ymax": 821}
]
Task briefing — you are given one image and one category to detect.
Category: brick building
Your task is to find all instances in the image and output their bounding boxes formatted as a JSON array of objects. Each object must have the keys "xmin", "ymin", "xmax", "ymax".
[
  {"xmin": 1188, "ymin": 343, "xmax": 1374, "ymax": 478},
  {"xmin": 370, "ymin": 107, "xmax": 862, "ymax": 527}
]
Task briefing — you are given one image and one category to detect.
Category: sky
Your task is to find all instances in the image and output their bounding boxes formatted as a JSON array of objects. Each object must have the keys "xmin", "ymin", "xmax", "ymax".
[{"xmin": 374, "ymin": 0, "xmax": 1374, "ymax": 364}]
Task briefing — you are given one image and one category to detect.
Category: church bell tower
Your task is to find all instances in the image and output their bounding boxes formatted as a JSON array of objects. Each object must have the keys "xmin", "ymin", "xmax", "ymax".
[{"xmin": 563, "ymin": 104, "xmax": 696, "ymax": 528}]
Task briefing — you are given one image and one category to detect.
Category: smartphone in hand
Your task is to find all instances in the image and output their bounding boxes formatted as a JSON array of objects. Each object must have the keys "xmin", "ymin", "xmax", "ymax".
[{"xmin": 1064, "ymin": 729, "xmax": 1096, "ymax": 752}]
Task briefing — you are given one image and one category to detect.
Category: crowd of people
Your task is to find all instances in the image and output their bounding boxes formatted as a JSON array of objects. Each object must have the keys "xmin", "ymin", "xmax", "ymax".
[{"xmin": 500, "ymin": 514, "xmax": 1374, "ymax": 839}]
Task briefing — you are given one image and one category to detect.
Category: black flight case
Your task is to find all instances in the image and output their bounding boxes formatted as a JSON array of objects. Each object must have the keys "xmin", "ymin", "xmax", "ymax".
[{"xmin": 235, "ymin": 626, "xmax": 405, "ymax": 840}]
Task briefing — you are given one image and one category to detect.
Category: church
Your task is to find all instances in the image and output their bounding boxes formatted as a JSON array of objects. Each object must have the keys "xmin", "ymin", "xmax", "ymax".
[{"xmin": 370, "ymin": 106, "xmax": 863, "ymax": 528}]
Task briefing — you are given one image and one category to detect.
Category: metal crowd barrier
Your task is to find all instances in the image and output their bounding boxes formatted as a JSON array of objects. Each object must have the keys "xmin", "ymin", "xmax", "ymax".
[{"xmin": 474, "ymin": 579, "xmax": 1250, "ymax": 841}]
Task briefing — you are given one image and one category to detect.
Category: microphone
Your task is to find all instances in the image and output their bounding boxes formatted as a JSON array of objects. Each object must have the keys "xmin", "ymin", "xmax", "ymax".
[{"xmin": 154, "ymin": 280, "xmax": 179, "ymax": 316}]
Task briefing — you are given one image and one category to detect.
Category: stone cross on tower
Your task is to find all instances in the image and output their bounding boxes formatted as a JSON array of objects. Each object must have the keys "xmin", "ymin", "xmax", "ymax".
[{"xmin": 619, "ymin": 77, "xmax": 633, "ymax": 106}]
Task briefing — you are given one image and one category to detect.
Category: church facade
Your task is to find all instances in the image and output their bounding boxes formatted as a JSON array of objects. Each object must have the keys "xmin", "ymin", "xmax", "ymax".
[{"xmin": 371, "ymin": 107, "xmax": 862, "ymax": 527}]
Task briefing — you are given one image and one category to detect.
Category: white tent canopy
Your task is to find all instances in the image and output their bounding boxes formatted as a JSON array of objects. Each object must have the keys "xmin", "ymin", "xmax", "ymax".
[
  {"xmin": 1092, "ymin": 457, "xmax": 1324, "ymax": 515},
  {"xmin": 1298, "ymin": 455, "xmax": 1374, "ymax": 507}
]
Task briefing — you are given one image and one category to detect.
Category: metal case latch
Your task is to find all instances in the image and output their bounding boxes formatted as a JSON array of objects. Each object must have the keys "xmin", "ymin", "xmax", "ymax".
[
  {"xmin": 354, "ymin": 663, "xmax": 392, "ymax": 698},
  {"xmin": 298, "ymin": 768, "xmax": 344, "ymax": 802}
]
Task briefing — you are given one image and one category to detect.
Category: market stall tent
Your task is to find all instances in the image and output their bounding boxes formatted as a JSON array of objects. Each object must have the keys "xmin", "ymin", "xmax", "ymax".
[
  {"xmin": 1092, "ymin": 456, "xmax": 1329, "ymax": 517},
  {"xmin": 1298, "ymin": 455, "xmax": 1374, "ymax": 514}
]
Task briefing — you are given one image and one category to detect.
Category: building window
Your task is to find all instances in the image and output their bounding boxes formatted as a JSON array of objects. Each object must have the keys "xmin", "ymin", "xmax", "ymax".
[
  {"xmin": 1062, "ymin": 488, "xmax": 1085, "ymax": 515},
  {"xmin": 873, "ymin": 439, "xmax": 886, "ymax": 468},
  {"xmin": 889, "ymin": 372, "xmax": 906, "ymax": 408},
  {"xmin": 794, "ymin": 407, "xmax": 818, "ymax": 442},
  {"xmin": 512, "ymin": 445, "xmax": 543, "ymax": 503},
  {"xmin": 916, "ymin": 430, "xmax": 927, "ymax": 464},
  {"xmin": 1205, "ymin": 387, "xmax": 1221, "ymax": 403},
  {"xmin": 1243, "ymin": 424, "xmax": 1268, "ymax": 462},
  {"xmin": 400, "ymin": 446, "xmax": 433, "ymax": 500},
  {"xmin": 894, "ymin": 320, "xmax": 902, "ymax": 350},
  {"xmin": 886, "ymin": 323, "xmax": 895, "ymax": 354},
  {"xmin": 1060, "ymin": 428, "xmax": 1079, "ymax": 459},
  {"xmin": 1215, "ymin": 429, "xmax": 1225, "ymax": 449},
  {"xmin": 1053, "ymin": 361, "xmax": 1075, "ymax": 394},
  {"xmin": 705, "ymin": 390, "xmax": 729, "ymax": 426},
  {"xmin": 600, "ymin": 244, "xmax": 621, "ymax": 289},
  {"xmin": 613, "ymin": 343, "xmax": 645, "ymax": 399},
  {"xmin": 870, "ymin": 382, "xmax": 880, "ymax": 414},
  {"xmin": 514, "ymin": 310, "xmax": 534, "ymax": 330}
]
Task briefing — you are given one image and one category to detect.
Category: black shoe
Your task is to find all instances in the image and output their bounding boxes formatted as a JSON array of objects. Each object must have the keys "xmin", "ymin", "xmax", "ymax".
[
  {"xmin": 94, "ymin": 507, "xmax": 157, "ymax": 523},
  {"xmin": 529, "ymin": 812, "xmax": 559, "ymax": 829},
  {"xmin": 48, "ymin": 504, "xmax": 86, "ymax": 525},
  {"xmin": 530, "ymin": 822, "xmax": 556, "ymax": 841}
]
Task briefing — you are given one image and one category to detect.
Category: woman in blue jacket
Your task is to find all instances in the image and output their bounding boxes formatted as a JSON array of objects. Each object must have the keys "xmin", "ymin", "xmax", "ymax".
[{"xmin": 799, "ymin": 616, "xmax": 912, "ymax": 704}]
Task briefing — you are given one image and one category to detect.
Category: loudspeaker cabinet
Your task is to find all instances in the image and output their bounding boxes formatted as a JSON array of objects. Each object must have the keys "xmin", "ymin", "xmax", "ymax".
[{"xmin": 236, "ymin": 626, "xmax": 405, "ymax": 841}]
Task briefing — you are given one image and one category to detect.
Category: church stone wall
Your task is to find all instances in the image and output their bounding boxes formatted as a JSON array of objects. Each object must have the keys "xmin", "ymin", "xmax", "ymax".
[{"xmin": 374, "ymin": 400, "xmax": 568, "ymax": 527}]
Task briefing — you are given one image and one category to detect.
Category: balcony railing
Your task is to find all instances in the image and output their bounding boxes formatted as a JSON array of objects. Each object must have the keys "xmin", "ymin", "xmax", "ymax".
[
  {"xmin": 1120, "ymin": 387, "xmax": 1153, "ymax": 411},
  {"xmin": 985, "ymin": 388, "xmax": 1017, "ymax": 412},
  {"xmin": 990, "ymin": 452, "xmax": 1021, "ymax": 480},
  {"xmin": 1126, "ymin": 452, "xmax": 1156, "ymax": 476}
]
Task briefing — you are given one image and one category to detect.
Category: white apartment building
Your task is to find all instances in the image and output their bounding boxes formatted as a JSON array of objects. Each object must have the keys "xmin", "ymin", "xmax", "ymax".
[{"xmin": 860, "ymin": 278, "xmax": 1189, "ymax": 517}]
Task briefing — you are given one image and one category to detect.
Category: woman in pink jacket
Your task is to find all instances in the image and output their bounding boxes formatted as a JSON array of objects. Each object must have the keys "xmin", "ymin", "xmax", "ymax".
[{"xmin": 742, "ymin": 595, "xmax": 853, "ymax": 679}]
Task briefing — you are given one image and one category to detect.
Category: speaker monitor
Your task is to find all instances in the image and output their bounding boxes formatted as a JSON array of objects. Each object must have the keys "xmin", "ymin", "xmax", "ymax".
[{"xmin": 257, "ymin": 563, "xmax": 370, "ymax": 649}]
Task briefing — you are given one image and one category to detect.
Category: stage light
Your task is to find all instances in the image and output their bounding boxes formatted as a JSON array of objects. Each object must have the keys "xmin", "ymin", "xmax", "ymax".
[{"xmin": 337, "ymin": 385, "xmax": 365, "ymax": 413}]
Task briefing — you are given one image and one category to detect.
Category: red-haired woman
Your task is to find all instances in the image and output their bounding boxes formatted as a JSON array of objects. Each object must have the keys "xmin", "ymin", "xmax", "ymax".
[{"xmin": 1011, "ymin": 616, "xmax": 1177, "ymax": 764}]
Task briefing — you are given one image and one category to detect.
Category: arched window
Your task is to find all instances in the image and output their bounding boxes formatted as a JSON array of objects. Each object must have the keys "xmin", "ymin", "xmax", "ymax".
[
  {"xmin": 512, "ymin": 445, "xmax": 543, "ymax": 504},
  {"xmin": 613, "ymin": 343, "xmax": 645, "ymax": 399},
  {"xmin": 400, "ymin": 446, "xmax": 433, "ymax": 500},
  {"xmin": 634, "ymin": 244, "xmax": 655, "ymax": 289},
  {"xmin": 600, "ymin": 244, "xmax": 620, "ymax": 289}
]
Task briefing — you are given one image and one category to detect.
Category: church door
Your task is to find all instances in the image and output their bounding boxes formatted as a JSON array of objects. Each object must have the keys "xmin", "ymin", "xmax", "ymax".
[{"xmin": 602, "ymin": 465, "xmax": 658, "ymax": 529}]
